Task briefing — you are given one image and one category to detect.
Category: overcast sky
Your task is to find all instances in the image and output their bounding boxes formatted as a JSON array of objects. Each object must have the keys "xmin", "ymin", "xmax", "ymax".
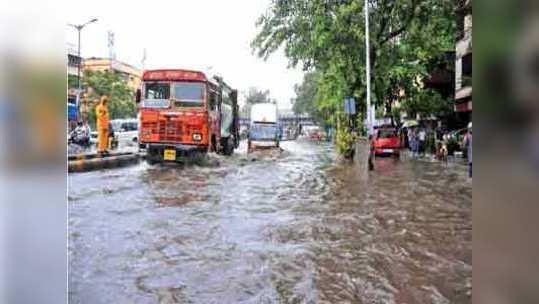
[{"xmin": 65, "ymin": 0, "xmax": 304, "ymax": 109}]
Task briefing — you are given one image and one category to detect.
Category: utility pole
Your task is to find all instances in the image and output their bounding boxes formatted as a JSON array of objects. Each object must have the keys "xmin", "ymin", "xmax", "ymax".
[
  {"xmin": 108, "ymin": 31, "xmax": 116, "ymax": 71},
  {"xmin": 141, "ymin": 48, "xmax": 147, "ymax": 70},
  {"xmin": 364, "ymin": 0, "xmax": 372, "ymax": 135},
  {"xmin": 365, "ymin": 0, "xmax": 375, "ymax": 171},
  {"xmin": 68, "ymin": 18, "xmax": 98, "ymax": 107}
]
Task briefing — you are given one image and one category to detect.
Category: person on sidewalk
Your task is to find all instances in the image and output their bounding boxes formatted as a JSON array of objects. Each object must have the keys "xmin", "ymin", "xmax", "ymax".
[
  {"xmin": 418, "ymin": 128, "xmax": 427, "ymax": 156},
  {"xmin": 439, "ymin": 132, "xmax": 449, "ymax": 162},
  {"xmin": 463, "ymin": 122, "xmax": 472, "ymax": 178},
  {"xmin": 410, "ymin": 128, "xmax": 419, "ymax": 158},
  {"xmin": 95, "ymin": 96, "xmax": 110, "ymax": 156},
  {"xmin": 407, "ymin": 128, "xmax": 414, "ymax": 157}
]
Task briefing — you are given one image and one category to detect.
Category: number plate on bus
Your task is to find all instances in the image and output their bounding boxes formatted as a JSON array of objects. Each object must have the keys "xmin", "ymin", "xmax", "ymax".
[{"xmin": 163, "ymin": 149, "xmax": 176, "ymax": 161}]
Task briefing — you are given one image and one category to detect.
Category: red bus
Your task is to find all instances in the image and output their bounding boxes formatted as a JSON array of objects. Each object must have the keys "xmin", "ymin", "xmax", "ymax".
[{"xmin": 136, "ymin": 69, "xmax": 239, "ymax": 163}]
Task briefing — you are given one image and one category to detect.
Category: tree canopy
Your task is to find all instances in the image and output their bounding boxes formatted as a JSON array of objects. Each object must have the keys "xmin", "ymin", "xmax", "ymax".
[
  {"xmin": 252, "ymin": 0, "xmax": 456, "ymax": 125},
  {"xmin": 292, "ymin": 72, "xmax": 317, "ymax": 114},
  {"xmin": 241, "ymin": 87, "xmax": 276, "ymax": 115},
  {"xmin": 82, "ymin": 70, "xmax": 136, "ymax": 126}
]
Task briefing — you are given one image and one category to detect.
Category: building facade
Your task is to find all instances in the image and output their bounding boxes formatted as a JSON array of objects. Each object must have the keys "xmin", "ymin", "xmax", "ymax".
[
  {"xmin": 455, "ymin": 0, "xmax": 472, "ymax": 124},
  {"xmin": 67, "ymin": 44, "xmax": 82, "ymax": 98},
  {"xmin": 67, "ymin": 43, "xmax": 81, "ymax": 83},
  {"xmin": 67, "ymin": 44, "xmax": 82, "ymax": 124},
  {"xmin": 82, "ymin": 57, "xmax": 142, "ymax": 91}
]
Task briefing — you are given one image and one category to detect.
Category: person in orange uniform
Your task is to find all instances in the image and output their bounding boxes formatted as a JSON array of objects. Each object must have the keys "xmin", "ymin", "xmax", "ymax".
[{"xmin": 95, "ymin": 96, "xmax": 110, "ymax": 155}]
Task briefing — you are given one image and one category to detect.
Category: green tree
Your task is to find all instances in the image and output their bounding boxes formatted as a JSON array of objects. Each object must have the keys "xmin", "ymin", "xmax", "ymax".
[
  {"xmin": 68, "ymin": 74, "xmax": 79, "ymax": 89},
  {"xmin": 252, "ymin": 0, "xmax": 455, "ymax": 154},
  {"xmin": 291, "ymin": 71, "xmax": 319, "ymax": 117},
  {"xmin": 252, "ymin": 0, "xmax": 455, "ymax": 122},
  {"xmin": 241, "ymin": 87, "xmax": 275, "ymax": 116},
  {"xmin": 82, "ymin": 70, "xmax": 136, "ymax": 127}
]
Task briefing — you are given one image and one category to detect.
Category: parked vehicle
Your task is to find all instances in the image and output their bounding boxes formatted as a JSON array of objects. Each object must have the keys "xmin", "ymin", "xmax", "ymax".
[
  {"xmin": 281, "ymin": 126, "xmax": 296, "ymax": 141},
  {"xmin": 110, "ymin": 118, "xmax": 139, "ymax": 143},
  {"xmin": 302, "ymin": 125, "xmax": 319, "ymax": 138},
  {"xmin": 68, "ymin": 122, "xmax": 90, "ymax": 147},
  {"xmin": 447, "ymin": 127, "xmax": 468, "ymax": 156},
  {"xmin": 90, "ymin": 130, "xmax": 98, "ymax": 144},
  {"xmin": 89, "ymin": 127, "xmax": 118, "ymax": 149},
  {"xmin": 309, "ymin": 128, "xmax": 324, "ymax": 141},
  {"xmin": 373, "ymin": 127, "xmax": 401, "ymax": 157},
  {"xmin": 137, "ymin": 69, "xmax": 239, "ymax": 163},
  {"xmin": 247, "ymin": 103, "xmax": 279, "ymax": 152}
]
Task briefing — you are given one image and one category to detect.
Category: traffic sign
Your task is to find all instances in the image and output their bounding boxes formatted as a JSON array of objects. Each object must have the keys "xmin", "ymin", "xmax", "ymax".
[{"xmin": 344, "ymin": 97, "xmax": 356, "ymax": 114}]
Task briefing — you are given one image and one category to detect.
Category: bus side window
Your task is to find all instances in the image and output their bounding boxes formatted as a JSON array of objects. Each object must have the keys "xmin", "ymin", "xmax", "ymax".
[{"xmin": 209, "ymin": 91, "xmax": 218, "ymax": 111}]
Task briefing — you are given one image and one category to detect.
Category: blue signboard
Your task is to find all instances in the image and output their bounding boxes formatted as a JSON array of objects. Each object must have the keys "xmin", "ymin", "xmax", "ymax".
[
  {"xmin": 344, "ymin": 97, "xmax": 356, "ymax": 114},
  {"xmin": 68, "ymin": 103, "xmax": 79, "ymax": 121}
]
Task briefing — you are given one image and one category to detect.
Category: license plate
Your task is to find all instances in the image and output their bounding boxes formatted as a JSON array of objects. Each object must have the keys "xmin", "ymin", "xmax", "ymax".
[
  {"xmin": 163, "ymin": 149, "xmax": 176, "ymax": 161},
  {"xmin": 383, "ymin": 149, "xmax": 394, "ymax": 153}
]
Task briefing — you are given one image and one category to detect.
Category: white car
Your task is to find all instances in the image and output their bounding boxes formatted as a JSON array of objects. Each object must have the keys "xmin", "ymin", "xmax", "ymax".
[
  {"xmin": 90, "ymin": 130, "xmax": 98, "ymax": 144},
  {"xmin": 111, "ymin": 119, "xmax": 139, "ymax": 143}
]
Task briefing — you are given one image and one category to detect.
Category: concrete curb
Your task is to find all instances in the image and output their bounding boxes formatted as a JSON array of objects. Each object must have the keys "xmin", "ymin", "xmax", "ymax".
[{"xmin": 68, "ymin": 152, "xmax": 140, "ymax": 173}]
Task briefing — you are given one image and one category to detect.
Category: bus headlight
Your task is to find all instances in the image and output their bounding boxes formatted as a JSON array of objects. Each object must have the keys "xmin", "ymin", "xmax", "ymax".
[{"xmin": 192, "ymin": 133, "xmax": 202, "ymax": 141}]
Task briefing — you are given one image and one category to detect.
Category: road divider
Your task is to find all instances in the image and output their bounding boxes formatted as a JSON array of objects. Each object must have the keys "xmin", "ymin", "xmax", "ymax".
[{"xmin": 68, "ymin": 151, "xmax": 141, "ymax": 173}]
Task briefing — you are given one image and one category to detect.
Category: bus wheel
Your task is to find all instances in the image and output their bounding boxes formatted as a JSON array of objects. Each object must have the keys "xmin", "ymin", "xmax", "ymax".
[
  {"xmin": 146, "ymin": 149, "xmax": 158, "ymax": 165},
  {"xmin": 211, "ymin": 136, "xmax": 217, "ymax": 153}
]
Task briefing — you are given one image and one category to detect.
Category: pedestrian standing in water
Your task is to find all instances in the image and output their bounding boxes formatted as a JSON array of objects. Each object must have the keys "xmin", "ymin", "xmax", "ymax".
[
  {"xmin": 411, "ymin": 128, "xmax": 419, "ymax": 158},
  {"xmin": 463, "ymin": 122, "xmax": 472, "ymax": 178},
  {"xmin": 407, "ymin": 128, "xmax": 414, "ymax": 157},
  {"xmin": 401, "ymin": 127, "xmax": 408, "ymax": 150},
  {"xmin": 95, "ymin": 96, "xmax": 110, "ymax": 156},
  {"xmin": 418, "ymin": 128, "xmax": 427, "ymax": 156}
]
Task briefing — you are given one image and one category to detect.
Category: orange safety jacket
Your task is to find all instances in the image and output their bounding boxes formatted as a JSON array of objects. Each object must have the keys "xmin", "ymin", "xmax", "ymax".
[{"xmin": 95, "ymin": 102, "xmax": 109, "ymax": 130}]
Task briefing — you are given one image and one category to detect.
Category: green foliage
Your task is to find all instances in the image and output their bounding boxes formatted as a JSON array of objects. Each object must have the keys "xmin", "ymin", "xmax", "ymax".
[
  {"xmin": 391, "ymin": 107, "xmax": 402, "ymax": 126},
  {"xmin": 292, "ymin": 72, "xmax": 317, "ymax": 115},
  {"xmin": 68, "ymin": 74, "xmax": 79, "ymax": 89},
  {"xmin": 335, "ymin": 113, "xmax": 357, "ymax": 158},
  {"xmin": 401, "ymin": 88, "xmax": 452, "ymax": 119},
  {"xmin": 252, "ymin": 0, "xmax": 457, "ymax": 155},
  {"xmin": 241, "ymin": 87, "xmax": 275, "ymax": 116},
  {"xmin": 82, "ymin": 70, "xmax": 136, "ymax": 126},
  {"xmin": 245, "ymin": 87, "xmax": 272, "ymax": 105}
]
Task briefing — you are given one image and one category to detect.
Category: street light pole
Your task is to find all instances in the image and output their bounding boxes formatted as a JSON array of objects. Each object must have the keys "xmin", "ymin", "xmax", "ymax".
[
  {"xmin": 77, "ymin": 28, "xmax": 81, "ymax": 94},
  {"xmin": 68, "ymin": 18, "xmax": 98, "ymax": 107},
  {"xmin": 364, "ymin": 0, "xmax": 372, "ymax": 135}
]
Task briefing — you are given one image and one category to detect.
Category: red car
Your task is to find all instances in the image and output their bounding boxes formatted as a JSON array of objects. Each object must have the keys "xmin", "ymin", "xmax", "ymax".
[
  {"xmin": 309, "ymin": 130, "xmax": 323, "ymax": 141},
  {"xmin": 373, "ymin": 128, "xmax": 401, "ymax": 157}
]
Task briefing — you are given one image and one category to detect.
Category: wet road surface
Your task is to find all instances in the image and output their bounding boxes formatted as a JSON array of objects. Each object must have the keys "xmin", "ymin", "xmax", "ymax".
[{"xmin": 68, "ymin": 139, "xmax": 471, "ymax": 303}]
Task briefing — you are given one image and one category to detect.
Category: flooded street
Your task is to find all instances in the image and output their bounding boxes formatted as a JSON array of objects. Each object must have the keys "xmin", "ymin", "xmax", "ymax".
[{"xmin": 68, "ymin": 139, "xmax": 471, "ymax": 303}]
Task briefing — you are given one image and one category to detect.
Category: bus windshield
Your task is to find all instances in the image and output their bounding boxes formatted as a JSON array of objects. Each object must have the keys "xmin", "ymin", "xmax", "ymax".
[
  {"xmin": 143, "ymin": 82, "xmax": 170, "ymax": 108},
  {"xmin": 249, "ymin": 123, "xmax": 278, "ymax": 141},
  {"xmin": 173, "ymin": 82, "xmax": 204, "ymax": 108}
]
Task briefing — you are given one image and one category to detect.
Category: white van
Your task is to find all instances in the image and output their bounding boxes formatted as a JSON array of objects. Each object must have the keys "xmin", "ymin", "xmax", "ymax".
[
  {"xmin": 248, "ymin": 103, "xmax": 280, "ymax": 152},
  {"xmin": 110, "ymin": 118, "xmax": 139, "ymax": 143}
]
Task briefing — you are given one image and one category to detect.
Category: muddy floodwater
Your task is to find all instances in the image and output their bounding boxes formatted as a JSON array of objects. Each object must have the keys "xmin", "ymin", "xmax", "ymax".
[{"xmin": 68, "ymin": 139, "xmax": 471, "ymax": 303}]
